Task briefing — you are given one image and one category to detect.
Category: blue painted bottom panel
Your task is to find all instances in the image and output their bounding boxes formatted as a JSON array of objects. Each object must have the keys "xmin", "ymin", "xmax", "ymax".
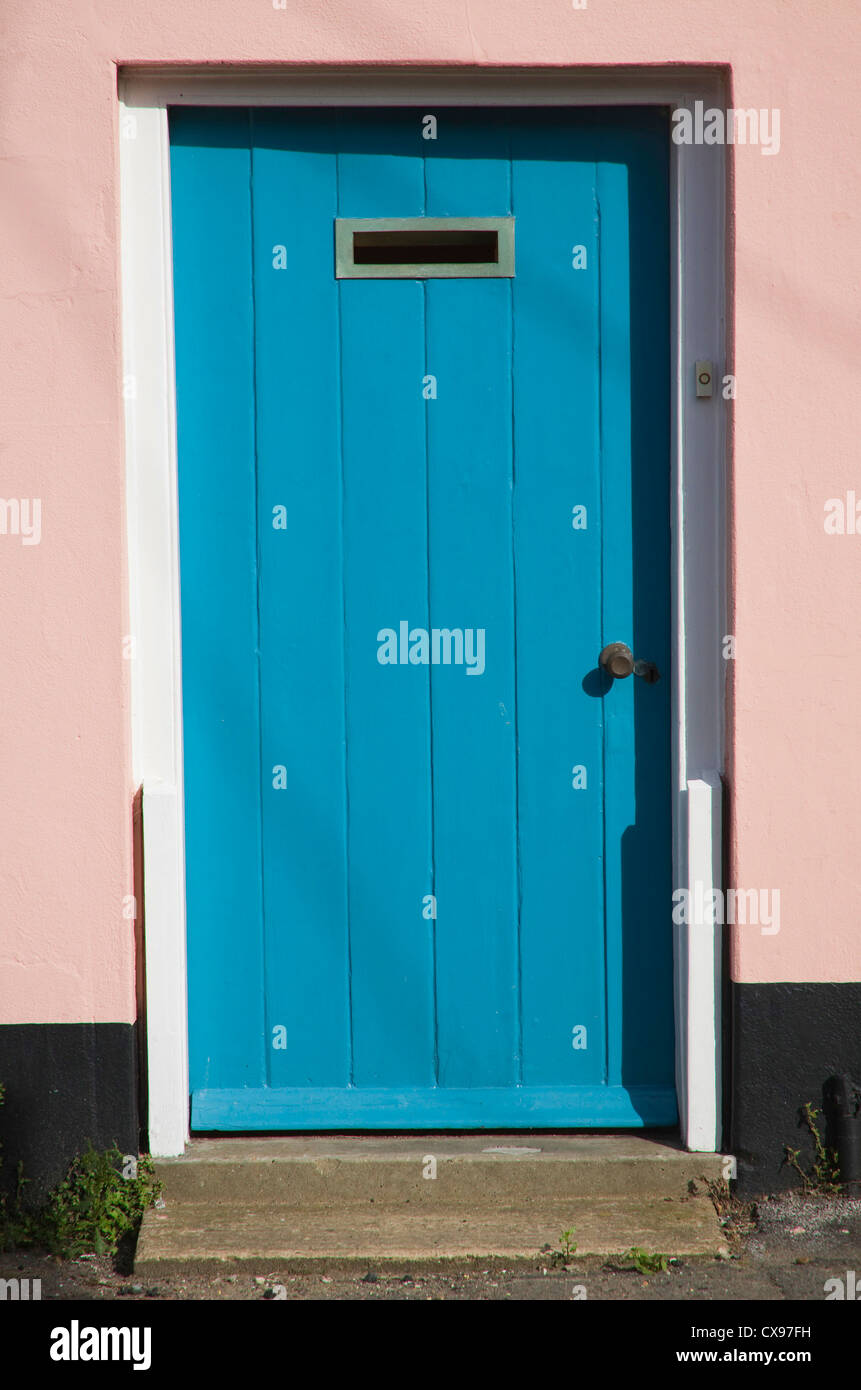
[{"xmin": 192, "ymin": 1086, "xmax": 678, "ymax": 1130}]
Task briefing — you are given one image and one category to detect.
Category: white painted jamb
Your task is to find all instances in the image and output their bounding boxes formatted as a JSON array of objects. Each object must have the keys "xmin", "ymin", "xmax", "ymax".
[{"xmin": 119, "ymin": 67, "xmax": 727, "ymax": 1156}]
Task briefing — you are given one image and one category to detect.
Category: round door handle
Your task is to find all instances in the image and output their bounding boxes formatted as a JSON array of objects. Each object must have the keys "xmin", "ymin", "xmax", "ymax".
[
  {"xmin": 599, "ymin": 643, "xmax": 661, "ymax": 683},
  {"xmin": 599, "ymin": 642, "xmax": 634, "ymax": 678}
]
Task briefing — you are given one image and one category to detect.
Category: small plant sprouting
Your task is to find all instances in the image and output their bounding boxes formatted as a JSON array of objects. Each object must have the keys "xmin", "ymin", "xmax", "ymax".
[
  {"xmin": 0, "ymin": 1139, "xmax": 162, "ymax": 1259},
  {"xmin": 544, "ymin": 1227, "xmax": 578, "ymax": 1264},
  {"xmin": 703, "ymin": 1174, "xmax": 757, "ymax": 1245},
  {"xmin": 37, "ymin": 1145, "xmax": 162, "ymax": 1258},
  {"xmin": 783, "ymin": 1102, "xmax": 841, "ymax": 1195},
  {"xmin": 624, "ymin": 1247, "xmax": 669, "ymax": 1275},
  {"xmin": 559, "ymin": 1228, "xmax": 578, "ymax": 1260}
]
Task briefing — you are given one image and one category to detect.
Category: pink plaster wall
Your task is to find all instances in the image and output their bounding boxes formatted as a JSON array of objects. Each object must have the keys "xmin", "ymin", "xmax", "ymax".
[{"xmin": 1, "ymin": 1, "xmax": 859, "ymax": 1023}]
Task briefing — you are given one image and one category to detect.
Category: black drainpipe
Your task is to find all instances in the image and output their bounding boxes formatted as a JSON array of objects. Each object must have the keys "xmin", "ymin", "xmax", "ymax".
[{"xmin": 823, "ymin": 1074, "xmax": 861, "ymax": 1192}]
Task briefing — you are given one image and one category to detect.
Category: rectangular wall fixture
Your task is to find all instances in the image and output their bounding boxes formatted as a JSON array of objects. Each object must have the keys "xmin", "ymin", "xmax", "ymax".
[{"xmin": 335, "ymin": 217, "xmax": 515, "ymax": 279}]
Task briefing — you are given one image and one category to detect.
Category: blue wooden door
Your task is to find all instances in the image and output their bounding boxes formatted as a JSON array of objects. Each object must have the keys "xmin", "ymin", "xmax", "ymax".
[{"xmin": 170, "ymin": 107, "xmax": 675, "ymax": 1130}]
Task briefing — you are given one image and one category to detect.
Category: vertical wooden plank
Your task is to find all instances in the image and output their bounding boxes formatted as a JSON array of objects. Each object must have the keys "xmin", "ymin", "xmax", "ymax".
[
  {"xmin": 169, "ymin": 109, "xmax": 266, "ymax": 1093},
  {"xmin": 596, "ymin": 157, "xmax": 634, "ymax": 1091},
  {"xmin": 598, "ymin": 115, "xmax": 674, "ymax": 1091},
  {"xmin": 511, "ymin": 117, "xmax": 606, "ymax": 1087},
  {"xmin": 251, "ymin": 110, "xmax": 352, "ymax": 1087},
  {"xmin": 423, "ymin": 113, "xmax": 519, "ymax": 1087},
  {"xmin": 337, "ymin": 111, "xmax": 436, "ymax": 1086}
]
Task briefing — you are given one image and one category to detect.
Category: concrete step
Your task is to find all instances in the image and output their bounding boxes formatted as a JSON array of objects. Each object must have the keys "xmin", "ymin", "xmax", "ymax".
[
  {"xmin": 135, "ymin": 1135, "xmax": 726, "ymax": 1267},
  {"xmin": 136, "ymin": 1194, "xmax": 722, "ymax": 1269},
  {"xmin": 153, "ymin": 1134, "xmax": 725, "ymax": 1207}
]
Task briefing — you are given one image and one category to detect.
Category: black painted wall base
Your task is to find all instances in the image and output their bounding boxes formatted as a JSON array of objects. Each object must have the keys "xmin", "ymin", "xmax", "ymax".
[
  {"xmin": 731, "ymin": 982, "xmax": 861, "ymax": 1195},
  {"xmin": 2, "ymin": 992, "xmax": 858, "ymax": 1202},
  {"xmin": 0, "ymin": 1023, "xmax": 140, "ymax": 1205}
]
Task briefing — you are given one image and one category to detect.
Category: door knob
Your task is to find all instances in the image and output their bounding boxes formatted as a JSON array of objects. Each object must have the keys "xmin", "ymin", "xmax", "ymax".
[
  {"xmin": 599, "ymin": 642, "xmax": 634, "ymax": 677},
  {"xmin": 599, "ymin": 643, "xmax": 660, "ymax": 683}
]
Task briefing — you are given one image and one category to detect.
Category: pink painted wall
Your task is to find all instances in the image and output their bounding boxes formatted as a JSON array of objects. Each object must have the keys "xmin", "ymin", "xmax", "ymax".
[{"xmin": 1, "ymin": 0, "xmax": 859, "ymax": 1024}]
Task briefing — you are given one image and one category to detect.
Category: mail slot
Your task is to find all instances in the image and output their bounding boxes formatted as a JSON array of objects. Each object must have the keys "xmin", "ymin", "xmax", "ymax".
[{"xmin": 335, "ymin": 217, "xmax": 515, "ymax": 279}]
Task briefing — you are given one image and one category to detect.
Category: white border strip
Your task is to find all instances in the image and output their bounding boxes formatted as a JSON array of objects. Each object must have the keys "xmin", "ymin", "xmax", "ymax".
[
  {"xmin": 119, "ymin": 67, "xmax": 727, "ymax": 1156},
  {"xmin": 682, "ymin": 775, "xmax": 724, "ymax": 1149},
  {"xmin": 120, "ymin": 100, "xmax": 189, "ymax": 1155}
]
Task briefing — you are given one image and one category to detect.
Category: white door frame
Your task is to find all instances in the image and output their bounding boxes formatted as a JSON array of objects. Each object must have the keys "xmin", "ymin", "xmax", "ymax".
[{"xmin": 119, "ymin": 65, "xmax": 728, "ymax": 1157}]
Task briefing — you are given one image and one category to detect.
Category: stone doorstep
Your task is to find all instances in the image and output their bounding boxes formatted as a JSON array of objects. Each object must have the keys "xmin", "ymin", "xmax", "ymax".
[
  {"xmin": 136, "ymin": 1194, "xmax": 723, "ymax": 1268},
  {"xmin": 135, "ymin": 1136, "xmax": 727, "ymax": 1267},
  {"xmin": 154, "ymin": 1134, "xmax": 726, "ymax": 1206}
]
